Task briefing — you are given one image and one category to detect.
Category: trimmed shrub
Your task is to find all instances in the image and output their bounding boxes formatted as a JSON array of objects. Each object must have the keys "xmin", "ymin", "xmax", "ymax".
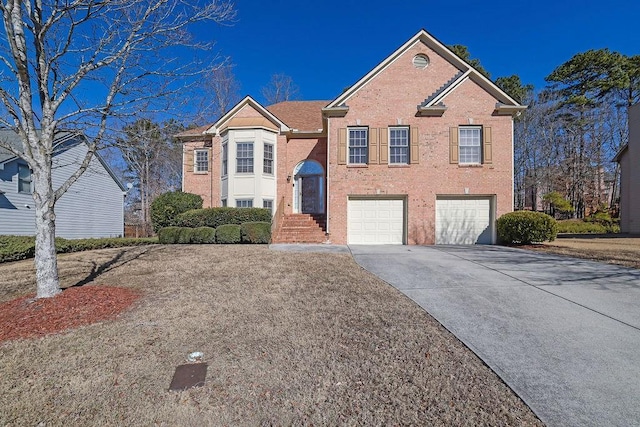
[
  {"xmin": 240, "ymin": 222, "xmax": 271, "ymax": 244},
  {"xmin": 0, "ymin": 235, "xmax": 158, "ymax": 263},
  {"xmin": 158, "ymin": 227, "xmax": 182, "ymax": 244},
  {"xmin": 0, "ymin": 235, "xmax": 36, "ymax": 263},
  {"xmin": 177, "ymin": 227, "xmax": 195, "ymax": 244},
  {"xmin": 216, "ymin": 224, "xmax": 241, "ymax": 244},
  {"xmin": 497, "ymin": 211, "xmax": 558, "ymax": 244},
  {"xmin": 150, "ymin": 191, "xmax": 203, "ymax": 232},
  {"xmin": 557, "ymin": 219, "xmax": 619, "ymax": 234},
  {"xmin": 191, "ymin": 227, "xmax": 217, "ymax": 244},
  {"xmin": 176, "ymin": 207, "xmax": 271, "ymax": 229}
]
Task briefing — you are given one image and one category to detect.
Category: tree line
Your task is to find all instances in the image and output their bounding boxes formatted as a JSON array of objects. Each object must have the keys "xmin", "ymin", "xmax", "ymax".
[{"xmin": 496, "ymin": 50, "xmax": 639, "ymax": 218}]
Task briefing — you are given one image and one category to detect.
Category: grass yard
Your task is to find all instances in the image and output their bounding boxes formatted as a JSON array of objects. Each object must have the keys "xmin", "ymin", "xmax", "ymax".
[
  {"xmin": 0, "ymin": 245, "xmax": 541, "ymax": 426},
  {"xmin": 526, "ymin": 235, "xmax": 640, "ymax": 269}
]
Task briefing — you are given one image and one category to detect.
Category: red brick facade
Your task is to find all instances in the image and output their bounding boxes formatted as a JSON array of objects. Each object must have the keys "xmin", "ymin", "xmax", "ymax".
[{"xmin": 178, "ymin": 30, "xmax": 523, "ymax": 244}]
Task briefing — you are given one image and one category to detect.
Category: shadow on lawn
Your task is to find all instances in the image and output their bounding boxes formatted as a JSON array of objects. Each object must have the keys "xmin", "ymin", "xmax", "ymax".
[{"xmin": 65, "ymin": 246, "xmax": 155, "ymax": 289}]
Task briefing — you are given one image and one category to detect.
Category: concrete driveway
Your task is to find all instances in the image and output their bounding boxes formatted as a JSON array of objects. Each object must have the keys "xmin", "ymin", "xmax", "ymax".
[{"xmin": 350, "ymin": 245, "xmax": 640, "ymax": 427}]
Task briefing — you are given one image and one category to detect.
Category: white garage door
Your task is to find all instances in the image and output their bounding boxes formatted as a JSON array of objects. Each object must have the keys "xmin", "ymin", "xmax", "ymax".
[
  {"xmin": 348, "ymin": 198, "xmax": 404, "ymax": 244},
  {"xmin": 436, "ymin": 197, "xmax": 493, "ymax": 244}
]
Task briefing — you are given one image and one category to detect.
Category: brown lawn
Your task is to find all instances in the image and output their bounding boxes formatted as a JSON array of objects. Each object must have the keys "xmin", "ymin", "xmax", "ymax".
[
  {"xmin": 0, "ymin": 245, "xmax": 542, "ymax": 426},
  {"xmin": 525, "ymin": 235, "xmax": 640, "ymax": 269}
]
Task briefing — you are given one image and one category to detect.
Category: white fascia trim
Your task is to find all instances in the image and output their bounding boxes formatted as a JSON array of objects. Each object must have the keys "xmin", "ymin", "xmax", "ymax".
[{"xmin": 425, "ymin": 70, "xmax": 472, "ymax": 107}]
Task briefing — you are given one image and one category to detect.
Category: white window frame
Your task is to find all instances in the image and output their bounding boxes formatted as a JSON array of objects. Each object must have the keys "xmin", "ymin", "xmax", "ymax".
[
  {"xmin": 236, "ymin": 142, "xmax": 254, "ymax": 174},
  {"xmin": 389, "ymin": 127, "xmax": 409, "ymax": 165},
  {"xmin": 194, "ymin": 149, "xmax": 209, "ymax": 173},
  {"xmin": 348, "ymin": 127, "xmax": 368, "ymax": 165},
  {"xmin": 236, "ymin": 199, "xmax": 253, "ymax": 208},
  {"xmin": 263, "ymin": 143, "xmax": 274, "ymax": 175},
  {"xmin": 459, "ymin": 127, "xmax": 482, "ymax": 165},
  {"xmin": 263, "ymin": 199, "xmax": 273, "ymax": 213},
  {"xmin": 17, "ymin": 163, "xmax": 32, "ymax": 193},
  {"xmin": 221, "ymin": 143, "xmax": 228, "ymax": 177}
]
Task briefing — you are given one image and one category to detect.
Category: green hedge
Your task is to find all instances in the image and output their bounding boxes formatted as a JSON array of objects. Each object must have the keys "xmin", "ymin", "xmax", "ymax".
[
  {"xmin": 177, "ymin": 227, "xmax": 196, "ymax": 244},
  {"xmin": 157, "ymin": 227, "xmax": 182, "ymax": 244},
  {"xmin": 150, "ymin": 191, "xmax": 203, "ymax": 232},
  {"xmin": 176, "ymin": 207, "xmax": 271, "ymax": 229},
  {"xmin": 216, "ymin": 224, "xmax": 241, "ymax": 244},
  {"xmin": 497, "ymin": 211, "xmax": 558, "ymax": 244},
  {"xmin": 191, "ymin": 227, "xmax": 217, "ymax": 244},
  {"xmin": 240, "ymin": 222, "xmax": 271, "ymax": 244},
  {"xmin": 0, "ymin": 235, "xmax": 158, "ymax": 263},
  {"xmin": 557, "ymin": 219, "xmax": 619, "ymax": 234}
]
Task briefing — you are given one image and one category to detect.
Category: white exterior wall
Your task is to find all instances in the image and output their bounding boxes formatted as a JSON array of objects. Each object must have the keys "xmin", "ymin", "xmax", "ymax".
[
  {"xmin": 0, "ymin": 160, "xmax": 37, "ymax": 235},
  {"xmin": 0, "ymin": 142, "xmax": 124, "ymax": 238},
  {"xmin": 222, "ymin": 128, "xmax": 277, "ymax": 208}
]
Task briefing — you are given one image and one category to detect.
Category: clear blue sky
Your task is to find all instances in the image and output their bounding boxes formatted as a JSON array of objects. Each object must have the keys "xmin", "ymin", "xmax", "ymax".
[{"xmin": 202, "ymin": 0, "xmax": 640, "ymax": 104}]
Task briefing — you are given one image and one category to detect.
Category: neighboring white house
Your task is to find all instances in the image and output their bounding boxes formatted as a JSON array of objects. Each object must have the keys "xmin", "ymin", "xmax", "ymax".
[
  {"xmin": 0, "ymin": 130, "xmax": 126, "ymax": 238},
  {"xmin": 614, "ymin": 104, "xmax": 640, "ymax": 234}
]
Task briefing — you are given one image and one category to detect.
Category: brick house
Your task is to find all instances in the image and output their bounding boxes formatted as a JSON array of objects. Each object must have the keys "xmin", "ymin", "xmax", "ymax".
[
  {"xmin": 614, "ymin": 103, "xmax": 640, "ymax": 234},
  {"xmin": 177, "ymin": 29, "xmax": 525, "ymax": 245}
]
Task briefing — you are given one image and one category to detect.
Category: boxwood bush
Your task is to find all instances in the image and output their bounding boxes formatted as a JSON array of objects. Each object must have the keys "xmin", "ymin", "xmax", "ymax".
[
  {"xmin": 176, "ymin": 207, "xmax": 271, "ymax": 229},
  {"xmin": 191, "ymin": 227, "xmax": 217, "ymax": 244},
  {"xmin": 216, "ymin": 224, "xmax": 241, "ymax": 244},
  {"xmin": 497, "ymin": 211, "xmax": 558, "ymax": 244},
  {"xmin": 150, "ymin": 191, "xmax": 203, "ymax": 232},
  {"xmin": 177, "ymin": 227, "xmax": 196, "ymax": 244},
  {"xmin": 157, "ymin": 227, "xmax": 182, "ymax": 244},
  {"xmin": 240, "ymin": 222, "xmax": 271, "ymax": 244}
]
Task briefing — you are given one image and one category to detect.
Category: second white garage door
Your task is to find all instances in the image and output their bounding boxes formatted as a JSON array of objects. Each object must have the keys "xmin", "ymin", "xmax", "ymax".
[
  {"xmin": 348, "ymin": 198, "xmax": 404, "ymax": 244},
  {"xmin": 435, "ymin": 197, "xmax": 494, "ymax": 244}
]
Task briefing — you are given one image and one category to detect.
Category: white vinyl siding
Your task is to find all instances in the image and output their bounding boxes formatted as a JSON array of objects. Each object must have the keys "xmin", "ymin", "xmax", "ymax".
[
  {"xmin": 435, "ymin": 197, "xmax": 493, "ymax": 244},
  {"xmin": 348, "ymin": 127, "xmax": 368, "ymax": 165},
  {"xmin": 0, "ymin": 141, "xmax": 124, "ymax": 238},
  {"xmin": 459, "ymin": 127, "xmax": 482, "ymax": 164},
  {"xmin": 389, "ymin": 127, "xmax": 409, "ymax": 164},
  {"xmin": 348, "ymin": 198, "xmax": 404, "ymax": 244}
]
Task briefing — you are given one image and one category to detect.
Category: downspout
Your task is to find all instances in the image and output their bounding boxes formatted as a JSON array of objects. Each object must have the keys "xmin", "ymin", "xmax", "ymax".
[
  {"xmin": 210, "ymin": 143, "xmax": 213, "ymax": 207},
  {"xmin": 181, "ymin": 144, "xmax": 186, "ymax": 192},
  {"xmin": 326, "ymin": 118, "xmax": 330, "ymax": 235},
  {"xmin": 511, "ymin": 117, "xmax": 515, "ymax": 211}
]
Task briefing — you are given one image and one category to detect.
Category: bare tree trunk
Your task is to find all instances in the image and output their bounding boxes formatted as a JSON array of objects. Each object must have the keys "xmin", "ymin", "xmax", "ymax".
[{"xmin": 32, "ymin": 171, "xmax": 61, "ymax": 298}]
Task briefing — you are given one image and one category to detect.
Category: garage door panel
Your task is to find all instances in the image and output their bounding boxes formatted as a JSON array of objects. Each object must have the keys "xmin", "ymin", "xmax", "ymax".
[
  {"xmin": 436, "ymin": 197, "xmax": 493, "ymax": 245},
  {"xmin": 348, "ymin": 199, "xmax": 404, "ymax": 245}
]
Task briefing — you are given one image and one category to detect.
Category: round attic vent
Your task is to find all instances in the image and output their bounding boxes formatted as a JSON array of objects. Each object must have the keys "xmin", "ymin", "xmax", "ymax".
[{"xmin": 413, "ymin": 54, "xmax": 430, "ymax": 69}]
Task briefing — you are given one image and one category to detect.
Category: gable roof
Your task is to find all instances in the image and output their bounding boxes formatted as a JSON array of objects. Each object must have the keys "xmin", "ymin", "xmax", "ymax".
[
  {"xmin": 0, "ymin": 129, "xmax": 126, "ymax": 191},
  {"xmin": 324, "ymin": 29, "xmax": 525, "ymax": 114},
  {"xmin": 266, "ymin": 101, "xmax": 330, "ymax": 132},
  {"xmin": 174, "ymin": 124, "xmax": 212, "ymax": 138},
  {"xmin": 205, "ymin": 96, "xmax": 290, "ymax": 136}
]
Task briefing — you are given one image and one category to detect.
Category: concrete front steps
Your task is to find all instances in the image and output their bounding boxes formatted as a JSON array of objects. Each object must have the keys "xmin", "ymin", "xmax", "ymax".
[{"xmin": 272, "ymin": 214, "xmax": 328, "ymax": 243}]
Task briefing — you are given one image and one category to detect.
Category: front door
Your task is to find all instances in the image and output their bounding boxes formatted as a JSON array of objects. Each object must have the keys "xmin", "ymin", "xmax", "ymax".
[
  {"xmin": 293, "ymin": 159, "xmax": 325, "ymax": 214},
  {"xmin": 301, "ymin": 176, "xmax": 320, "ymax": 213}
]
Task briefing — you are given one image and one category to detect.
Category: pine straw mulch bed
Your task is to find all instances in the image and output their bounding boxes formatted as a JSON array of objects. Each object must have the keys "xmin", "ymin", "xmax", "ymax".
[
  {"xmin": 0, "ymin": 286, "xmax": 139, "ymax": 343},
  {"xmin": 0, "ymin": 245, "xmax": 542, "ymax": 426}
]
